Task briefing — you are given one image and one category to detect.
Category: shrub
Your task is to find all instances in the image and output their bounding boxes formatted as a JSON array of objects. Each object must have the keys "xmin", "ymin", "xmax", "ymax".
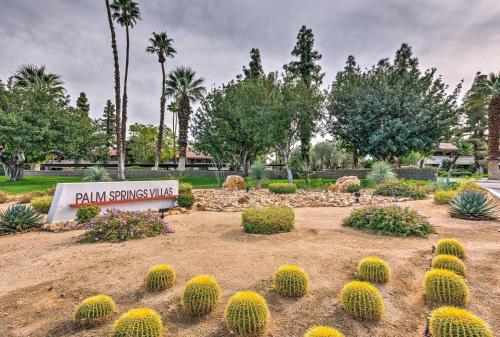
[
  {"xmin": 249, "ymin": 162, "xmax": 268, "ymax": 188},
  {"xmin": 357, "ymin": 257, "xmax": 391, "ymax": 283},
  {"xmin": 367, "ymin": 161, "xmax": 396, "ymax": 185},
  {"xmin": 84, "ymin": 166, "xmax": 110, "ymax": 182},
  {"xmin": 145, "ymin": 265, "xmax": 176, "ymax": 291},
  {"xmin": 375, "ymin": 180, "xmax": 427, "ymax": 200},
  {"xmin": 274, "ymin": 265, "xmax": 309, "ymax": 297},
  {"xmin": 429, "ymin": 307, "xmax": 493, "ymax": 337},
  {"xmin": 432, "ymin": 255, "xmax": 466, "ymax": 277},
  {"xmin": 111, "ymin": 308, "xmax": 163, "ymax": 337},
  {"xmin": 0, "ymin": 205, "xmax": 43, "ymax": 235},
  {"xmin": 76, "ymin": 205, "xmax": 101, "ymax": 223},
  {"xmin": 424, "ymin": 269, "xmax": 469, "ymax": 305},
  {"xmin": 304, "ymin": 326, "xmax": 345, "ymax": 337},
  {"xmin": 242, "ymin": 206, "xmax": 295, "ymax": 234},
  {"xmin": 74, "ymin": 294, "xmax": 116, "ymax": 325},
  {"xmin": 179, "ymin": 183, "xmax": 193, "ymax": 194},
  {"xmin": 436, "ymin": 239, "xmax": 466, "ymax": 259},
  {"xmin": 340, "ymin": 281, "xmax": 383, "ymax": 320},
  {"xmin": 345, "ymin": 183, "xmax": 360, "ymax": 193},
  {"xmin": 177, "ymin": 193, "xmax": 195, "ymax": 208},
  {"xmin": 449, "ymin": 191, "xmax": 497, "ymax": 220},
  {"xmin": 0, "ymin": 191, "xmax": 9, "ymax": 204},
  {"xmin": 16, "ymin": 193, "xmax": 34, "ymax": 204},
  {"xmin": 457, "ymin": 181, "xmax": 485, "ymax": 194},
  {"xmin": 183, "ymin": 275, "xmax": 220, "ymax": 316},
  {"xmin": 434, "ymin": 190, "xmax": 458, "ymax": 204},
  {"xmin": 268, "ymin": 182, "xmax": 297, "ymax": 194},
  {"xmin": 342, "ymin": 205, "xmax": 435, "ymax": 237},
  {"xmin": 30, "ymin": 196, "xmax": 52, "ymax": 214},
  {"xmin": 224, "ymin": 291, "xmax": 270, "ymax": 336}
]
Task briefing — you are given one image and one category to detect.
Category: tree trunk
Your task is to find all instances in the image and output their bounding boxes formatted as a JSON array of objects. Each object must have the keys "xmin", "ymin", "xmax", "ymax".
[
  {"xmin": 118, "ymin": 24, "xmax": 131, "ymax": 180},
  {"xmin": 240, "ymin": 151, "xmax": 249, "ymax": 176},
  {"xmin": 447, "ymin": 153, "xmax": 460, "ymax": 181},
  {"xmin": 353, "ymin": 149, "xmax": 358, "ymax": 168},
  {"xmin": 153, "ymin": 61, "xmax": 166, "ymax": 170},
  {"xmin": 283, "ymin": 152, "xmax": 293, "ymax": 183},
  {"xmin": 172, "ymin": 111, "xmax": 177, "ymax": 165},
  {"xmin": 0, "ymin": 149, "xmax": 25, "ymax": 182},
  {"xmin": 488, "ymin": 97, "xmax": 500, "ymax": 179},
  {"xmin": 300, "ymin": 137, "xmax": 310, "ymax": 170},
  {"xmin": 177, "ymin": 96, "xmax": 190, "ymax": 171}
]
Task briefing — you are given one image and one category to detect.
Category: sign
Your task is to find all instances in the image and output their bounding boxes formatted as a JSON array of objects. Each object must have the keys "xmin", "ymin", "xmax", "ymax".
[{"xmin": 47, "ymin": 180, "xmax": 178, "ymax": 224}]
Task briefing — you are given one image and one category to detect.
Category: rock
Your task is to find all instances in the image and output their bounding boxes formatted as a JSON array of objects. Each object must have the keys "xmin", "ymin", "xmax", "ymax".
[
  {"xmin": 222, "ymin": 175, "xmax": 245, "ymax": 190},
  {"xmin": 41, "ymin": 221, "xmax": 77, "ymax": 232},
  {"xmin": 328, "ymin": 176, "xmax": 361, "ymax": 193},
  {"xmin": 237, "ymin": 195, "xmax": 250, "ymax": 204}
]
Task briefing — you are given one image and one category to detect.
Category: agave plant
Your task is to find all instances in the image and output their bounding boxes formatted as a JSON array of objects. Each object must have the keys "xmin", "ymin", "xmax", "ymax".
[
  {"xmin": 84, "ymin": 166, "xmax": 110, "ymax": 182},
  {"xmin": 0, "ymin": 205, "xmax": 43, "ymax": 235},
  {"xmin": 367, "ymin": 161, "xmax": 397, "ymax": 185},
  {"xmin": 449, "ymin": 191, "xmax": 497, "ymax": 220},
  {"xmin": 249, "ymin": 162, "xmax": 267, "ymax": 188}
]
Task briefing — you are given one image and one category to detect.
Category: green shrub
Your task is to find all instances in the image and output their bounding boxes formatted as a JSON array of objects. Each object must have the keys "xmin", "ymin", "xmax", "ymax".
[
  {"xmin": 84, "ymin": 166, "xmax": 110, "ymax": 182},
  {"xmin": 449, "ymin": 191, "xmax": 497, "ymax": 220},
  {"xmin": 179, "ymin": 183, "xmax": 193, "ymax": 194},
  {"xmin": 424, "ymin": 269, "xmax": 469, "ymax": 305},
  {"xmin": 268, "ymin": 182, "xmax": 297, "ymax": 194},
  {"xmin": 345, "ymin": 183, "xmax": 360, "ymax": 193},
  {"xmin": 357, "ymin": 257, "xmax": 391, "ymax": 283},
  {"xmin": 457, "ymin": 181, "xmax": 485, "ymax": 194},
  {"xmin": 432, "ymin": 255, "xmax": 466, "ymax": 277},
  {"xmin": 342, "ymin": 205, "xmax": 435, "ymax": 237},
  {"xmin": 375, "ymin": 180, "xmax": 427, "ymax": 199},
  {"xmin": 340, "ymin": 281, "xmax": 383, "ymax": 320},
  {"xmin": 249, "ymin": 162, "xmax": 268, "ymax": 188},
  {"xmin": 224, "ymin": 291, "xmax": 270, "ymax": 336},
  {"xmin": 304, "ymin": 326, "xmax": 345, "ymax": 337},
  {"xmin": 177, "ymin": 193, "xmax": 195, "ymax": 208},
  {"xmin": 30, "ymin": 196, "xmax": 52, "ymax": 214},
  {"xmin": 367, "ymin": 161, "xmax": 396, "ymax": 184},
  {"xmin": 74, "ymin": 294, "xmax": 116, "ymax": 325},
  {"xmin": 429, "ymin": 307, "xmax": 493, "ymax": 337},
  {"xmin": 0, "ymin": 205, "xmax": 43, "ymax": 235},
  {"xmin": 242, "ymin": 206, "xmax": 295, "ymax": 234},
  {"xmin": 76, "ymin": 205, "xmax": 101, "ymax": 223},
  {"xmin": 145, "ymin": 265, "xmax": 176, "ymax": 291},
  {"xmin": 183, "ymin": 275, "xmax": 220, "ymax": 316},
  {"xmin": 436, "ymin": 239, "xmax": 466, "ymax": 259},
  {"xmin": 111, "ymin": 308, "xmax": 163, "ymax": 337},
  {"xmin": 434, "ymin": 190, "xmax": 458, "ymax": 204},
  {"xmin": 274, "ymin": 265, "xmax": 309, "ymax": 297},
  {"xmin": 0, "ymin": 191, "xmax": 9, "ymax": 204}
]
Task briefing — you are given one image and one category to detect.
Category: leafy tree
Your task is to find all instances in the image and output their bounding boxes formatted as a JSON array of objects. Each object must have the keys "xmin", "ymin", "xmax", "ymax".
[
  {"xmin": 243, "ymin": 48, "xmax": 264, "ymax": 78},
  {"xmin": 76, "ymin": 92, "xmax": 90, "ymax": 117},
  {"xmin": 446, "ymin": 139, "xmax": 473, "ymax": 180},
  {"xmin": 11, "ymin": 64, "xmax": 66, "ymax": 98},
  {"xmin": 100, "ymin": 99, "xmax": 116, "ymax": 145},
  {"xmin": 127, "ymin": 123, "xmax": 173, "ymax": 164},
  {"xmin": 312, "ymin": 141, "xmax": 350, "ymax": 170}
]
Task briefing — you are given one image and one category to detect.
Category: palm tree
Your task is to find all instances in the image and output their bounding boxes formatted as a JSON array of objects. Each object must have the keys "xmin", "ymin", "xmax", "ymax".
[
  {"xmin": 167, "ymin": 100, "xmax": 179, "ymax": 165},
  {"xmin": 11, "ymin": 64, "xmax": 65, "ymax": 97},
  {"xmin": 165, "ymin": 67, "xmax": 206, "ymax": 170},
  {"xmin": 146, "ymin": 32, "xmax": 176, "ymax": 170}
]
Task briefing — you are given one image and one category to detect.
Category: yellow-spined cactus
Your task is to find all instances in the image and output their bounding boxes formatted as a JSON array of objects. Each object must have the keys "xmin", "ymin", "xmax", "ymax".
[
  {"xmin": 340, "ymin": 281, "xmax": 383, "ymax": 320},
  {"xmin": 429, "ymin": 306, "xmax": 493, "ymax": 337},
  {"xmin": 436, "ymin": 239, "xmax": 466, "ymax": 259},
  {"xmin": 357, "ymin": 257, "xmax": 391, "ymax": 283},
  {"xmin": 74, "ymin": 294, "xmax": 116, "ymax": 325},
  {"xmin": 225, "ymin": 291, "xmax": 270, "ymax": 335},
  {"xmin": 111, "ymin": 308, "xmax": 163, "ymax": 337},
  {"xmin": 304, "ymin": 326, "xmax": 345, "ymax": 337},
  {"xmin": 424, "ymin": 269, "xmax": 469, "ymax": 305},
  {"xmin": 432, "ymin": 255, "xmax": 466, "ymax": 277},
  {"xmin": 183, "ymin": 275, "xmax": 220, "ymax": 316},
  {"xmin": 145, "ymin": 264, "xmax": 176, "ymax": 291},
  {"xmin": 274, "ymin": 265, "xmax": 309, "ymax": 297}
]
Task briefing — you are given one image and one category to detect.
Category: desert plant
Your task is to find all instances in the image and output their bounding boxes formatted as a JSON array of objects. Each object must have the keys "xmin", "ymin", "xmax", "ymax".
[
  {"xmin": 357, "ymin": 257, "xmax": 391, "ymax": 283},
  {"xmin": 342, "ymin": 205, "xmax": 435, "ymax": 237},
  {"xmin": 177, "ymin": 193, "xmax": 195, "ymax": 208},
  {"xmin": 84, "ymin": 166, "xmax": 110, "ymax": 182},
  {"xmin": 16, "ymin": 193, "xmax": 34, "ymax": 204},
  {"xmin": 249, "ymin": 162, "xmax": 268, "ymax": 188},
  {"xmin": 179, "ymin": 182, "xmax": 193, "ymax": 194},
  {"xmin": 436, "ymin": 239, "xmax": 466, "ymax": 259},
  {"xmin": 268, "ymin": 182, "xmax": 297, "ymax": 194},
  {"xmin": 424, "ymin": 269, "xmax": 469, "ymax": 305},
  {"xmin": 345, "ymin": 183, "xmax": 360, "ymax": 193},
  {"xmin": 456, "ymin": 181, "xmax": 485, "ymax": 194},
  {"xmin": 0, "ymin": 205, "xmax": 43, "ymax": 235},
  {"xmin": 76, "ymin": 205, "xmax": 101, "ymax": 223},
  {"xmin": 340, "ymin": 281, "xmax": 383, "ymax": 320},
  {"xmin": 145, "ymin": 265, "xmax": 176, "ymax": 291},
  {"xmin": 449, "ymin": 191, "xmax": 497, "ymax": 220},
  {"xmin": 183, "ymin": 275, "xmax": 220, "ymax": 316},
  {"xmin": 111, "ymin": 308, "xmax": 163, "ymax": 337},
  {"xmin": 367, "ymin": 161, "xmax": 396, "ymax": 185},
  {"xmin": 429, "ymin": 306, "xmax": 493, "ymax": 337},
  {"xmin": 0, "ymin": 191, "xmax": 9, "ymax": 204},
  {"xmin": 304, "ymin": 326, "xmax": 345, "ymax": 337},
  {"xmin": 434, "ymin": 190, "xmax": 459, "ymax": 204},
  {"xmin": 242, "ymin": 206, "xmax": 295, "ymax": 234},
  {"xmin": 274, "ymin": 265, "xmax": 309, "ymax": 297},
  {"xmin": 432, "ymin": 255, "xmax": 466, "ymax": 277},
  {"xmin": 30, "ymin": 196, "xmax": 52, "ymax": 214},
  {"xmin": 224, "ymin": 291, "xmax": 270, "ymax": 336},
  {"xmin": 74, "ymin": 294, "xmax": 116, "ymax": 325},
  {"xmin": 375, "ymin": 180, "xmax": 427, "ymax": 199}
]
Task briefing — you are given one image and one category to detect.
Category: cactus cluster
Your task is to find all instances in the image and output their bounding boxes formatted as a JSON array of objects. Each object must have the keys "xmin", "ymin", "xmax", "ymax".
[
  {"xmin": 225, "ymin": 291, "xmax": 270, "ymax": 335},
  {"xmin": 74, "ymin": 294, "xmax": 116, "ymax": 325},
  {"xmin": 429, "ymin": 307, "xmax": 493, "ymax": 337},
  {"xmin": 304, "ymin": 326, "xmax": 345, "ymax": 337},
  {"xmin": 274, "ymin": 265, "xmax": 309, "ymax": 297},
  {"xmin": 424, "ymin": 269, "xmax": 469, "ymax": 305},
  {"xmin": 111, "ymin": 308, "xmax": 163, "ymax": 337},
  {"xmin": 357, "ymin": 257, "xmax": 391, "ymax": 283},
  {"xmin": 437, "ymin": 239, "xmax": 466, "ymax": 259},
  {"xmin": 432, "ymin": 255, "xmax": 466, "ymax": 277},
  {"xmin": 145, "ymin": 265, "xmax": 176, "ymax": 291},
  {"xmin": 183, "ymin": 275, "xmax": 220, "ymax": 316},
  {"xmin": 339, "ymin": 281, "xmax": 383, "ymax": 320}
]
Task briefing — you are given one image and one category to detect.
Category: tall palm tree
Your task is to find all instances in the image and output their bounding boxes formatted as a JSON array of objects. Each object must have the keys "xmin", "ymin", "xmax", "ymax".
[
  {"xmin": 167, "ymin": 100, "xmax": 179, "ymax": 165},
  {"xmin": 12, "ymin": 64, "xmax": 65, "ymax": 97},
  {"xmin": 146, "ymin": 32, "xmax": 176, "ymax": 170},
  {"xmin": 165, "ymin": 67, "xmax": 206, "ymax": 170}
]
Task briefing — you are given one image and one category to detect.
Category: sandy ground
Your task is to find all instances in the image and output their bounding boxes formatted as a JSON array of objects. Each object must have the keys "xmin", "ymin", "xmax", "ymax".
[{"xmin": 0, "ymin": 200, "xmax": 499, "ymax": 337}]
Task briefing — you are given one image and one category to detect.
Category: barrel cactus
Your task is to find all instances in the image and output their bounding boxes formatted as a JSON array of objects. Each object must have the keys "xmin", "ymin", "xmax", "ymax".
[
  {"xmin": 274, "ymin": 265, "xmax": 309, "ymax": 297},
  {"xmin": 225, "ymin": 291, "xmax": 270, "ymax": 335},
  {"xmin": 145, "ymin": 264, "xmax": 176, "ymax": 291},
  {"xmin": 432, "ymin": 255, "xmax": 466, "ymax": 277},
  {"xmin": 111, "ymin": 308, "xmax": 163, "ymax": 337},
  {"xmin": 74, "ymin": 294, "xmax": 116, "ymax": 325},
  {"xmin": 339, "ymin": 281, "xmax": 383, "ymax": 320},
  {"xmin": 304, "ymin": 326, "xmax": 345, "ymax": 337},
  {"xmin": 183, "ymin": 275, "xmax": 220, "ymax": 316},
  {"xmin": 437, "ymin": 239, "xmax": 466, "ymax": 259},
  {"xmin": 357, "ymin": 257, "xmax": 391, "ymax": 283},
  {"xmin": 424, "ymin": 269, "xmax": 469, "ymax": 305},
  {"xmin": 429, "ymin": 306, "xmax": 493, "ymax": 337},
  {"xmin": 449, "ymin": 191, "xmax": 497, "ymax": 220}
]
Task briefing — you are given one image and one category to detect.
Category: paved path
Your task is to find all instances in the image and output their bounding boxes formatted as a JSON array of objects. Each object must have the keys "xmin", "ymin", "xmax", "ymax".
[{"xmin": 478, "ymin": 179, "xmax": 500, "ymax": 199}]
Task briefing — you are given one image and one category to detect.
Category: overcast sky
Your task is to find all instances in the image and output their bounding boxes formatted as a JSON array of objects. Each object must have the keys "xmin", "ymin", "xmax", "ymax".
[{"xmin": 1, "ymin": 0, "xmax": 500, "ymax": 128}]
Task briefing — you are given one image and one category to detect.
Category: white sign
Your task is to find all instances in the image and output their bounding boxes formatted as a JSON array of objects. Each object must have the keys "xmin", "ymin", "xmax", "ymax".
[{"xmin": 47, "ymin": 180, "xmax": 179, "ymax": 224}]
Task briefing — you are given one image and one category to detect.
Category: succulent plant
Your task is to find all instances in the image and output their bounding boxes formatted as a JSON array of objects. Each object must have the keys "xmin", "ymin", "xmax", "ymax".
[
  {"xmin": 367, "ymin": 161, "xmax": 396, "ymax": 185},
  {"xmin": 183, "ymin": 275, "xmax": 220, "ymax": 316},
  {"xmin": 304, "ymin": 326, "xmax": 345, "ymax": 337},
  {"xmin": 436, "ymin": 239, "xmax": 466, "ymax": 259},
  {"xmin": 74, "ymin": 294, "xmax": 116, "ymax": 325},
  {"xmin": 424, "ymin": 269, "xmax": 469, "ymax": 305},
  {"xmin": 357, "ymin": 257, "xmax": 391, "ymax": 283},
  {"xmin": 432, "ymin": 255, "xmax": 466, "ymax": 277},
  {"xmin": 274, "ymin": 265, "xmax": 309, "ymax": 297},
  {"xmin": 145, "ymin": 265, "xmax": 176, "ymax": 291},
  {"xmin": 449, "ymin": 191, "xmax": 497, "ymax": 220},
  {"xmin": 84, "ymin": 166, "xmax": 110, "ymax": 182},
  {"xmin": 225, "ymin": 291, "xmax": 270, "ymax": 336},
  {"xmin": 429, "ymin": 306, "xmax": 493, "ymax": 337},
  {"xmin": 111, "ymin": 308, "xmax": 163, "ymax": 337},
  {"xmin": 340, "ymin": 281, "xmax": 383, "ymax": 320},
  {"xmin": 0, "ymin": 205, "xmax": 43, "ymax": 235}
]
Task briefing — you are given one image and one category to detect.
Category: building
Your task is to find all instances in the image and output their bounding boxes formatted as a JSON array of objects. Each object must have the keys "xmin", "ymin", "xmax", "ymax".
[{"xmin": 423, "ymin": 142, "xmax": 475, "ymax": 167}]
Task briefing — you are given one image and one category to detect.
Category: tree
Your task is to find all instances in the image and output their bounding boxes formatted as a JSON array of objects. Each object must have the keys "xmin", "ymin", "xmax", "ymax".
[
  {"xmin": 11, "ymin": 64, "xmax": 66, "ymax": 98},
  {"xmin": 127, "ymin": 123, "xmax": 174, "ymax": 164},
  {"xmin": 76, "ymin": 92, "xmax": 90, "ymax": 117},
  {"xmin": 146, "ymin": 31, "xmax": 176, "ymax": 170},
  {"xmin": 446, "ymin": 139, "xmax": 473, "ymax": 180},
  {"xmin": 167, "ymin": 100, "xmax": 179, "ymax": 164},
  {"xmin": 165, "ymin": 67, "xmax": 206, "ymax": 171},
  {"xmin": 101, "ymin": 99, "xmax": 116, "ymax": 145},
  {"xmin": 312, "ymin": 141, "xmax": 349, "ymax": 170},
  {"xmin": 243, "ymin": 48, "xmax": 264, "ymax": 78}
]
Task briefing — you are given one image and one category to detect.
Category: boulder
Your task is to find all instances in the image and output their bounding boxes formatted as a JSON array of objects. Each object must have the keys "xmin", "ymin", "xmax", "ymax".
[
  {"xmin": 328, "ymin": 176, "xmax": 361, "ymax": 193},
  {"xmin": 222, "ymin": 175, "xmax": 245, "ymax": 190}
]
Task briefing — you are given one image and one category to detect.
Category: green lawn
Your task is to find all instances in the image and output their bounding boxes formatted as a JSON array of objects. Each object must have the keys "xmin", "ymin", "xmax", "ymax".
[{"xmin": 0, "ymin": 176, "xmax": 82, "ymax": 195}]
